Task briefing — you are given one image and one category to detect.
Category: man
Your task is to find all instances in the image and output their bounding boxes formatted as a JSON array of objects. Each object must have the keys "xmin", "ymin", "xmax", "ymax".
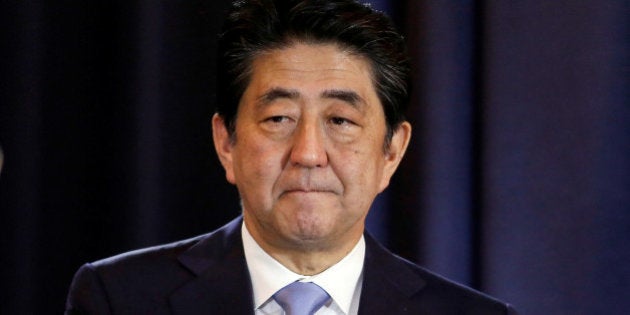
[{"xmin": 66, "ymin": 0, "xmax": 517, "ymax": 314}]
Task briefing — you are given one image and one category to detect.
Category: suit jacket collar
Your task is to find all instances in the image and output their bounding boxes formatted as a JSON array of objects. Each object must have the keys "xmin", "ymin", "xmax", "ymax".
[
  {"xmin": 170, "ymin": 217, "xmax": 253, "ymax": 315},
  {"xmin": 359, "ymin": 233, "xmax": 427, "ymax": 314},
  {"xmin": 169, "ymin": 217, "xmax": 427, "ymax": 315}
]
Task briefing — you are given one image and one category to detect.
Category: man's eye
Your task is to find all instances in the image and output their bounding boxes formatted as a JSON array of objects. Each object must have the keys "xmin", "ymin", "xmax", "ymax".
[
  {"xmin": 330, "ymin": 117, "xmax": 352, "ymax": 125},
  {"xmin": 266, "ymin": 116, "xmax": 289, "ymax": 123}
]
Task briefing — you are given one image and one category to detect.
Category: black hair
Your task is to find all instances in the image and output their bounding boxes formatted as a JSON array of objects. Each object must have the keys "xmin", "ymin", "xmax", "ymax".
[{"xmin": 216, "ymin": 0, "xmax": 410, "ymax": 142}]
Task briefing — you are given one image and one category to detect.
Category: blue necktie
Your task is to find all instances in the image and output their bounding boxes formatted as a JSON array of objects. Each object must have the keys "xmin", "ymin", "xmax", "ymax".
[{"xmin": 273, "ymin": 281, "xmax": 331, "ymax": 315}]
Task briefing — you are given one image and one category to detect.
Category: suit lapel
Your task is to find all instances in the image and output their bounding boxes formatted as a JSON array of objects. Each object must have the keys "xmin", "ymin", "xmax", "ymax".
[
  {"xmin": 358, "ymin": 234, "xmax": 427, "ymax": 315},
  {"xmin": 167, "ymin": 220, "xmax": 427, "ymax": 314},
  {"xmin": 169, "ymin": 217, "xmax": 254, "ymax": 315}
]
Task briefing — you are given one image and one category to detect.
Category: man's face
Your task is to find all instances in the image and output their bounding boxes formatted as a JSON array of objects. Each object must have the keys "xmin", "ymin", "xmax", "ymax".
[{"xmin": 213, "ymin": 43, "xmax": 410, "ymax": 252}]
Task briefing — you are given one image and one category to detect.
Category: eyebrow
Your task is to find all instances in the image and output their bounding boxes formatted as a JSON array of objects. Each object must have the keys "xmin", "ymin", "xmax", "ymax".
[
  {"xmin": 321, "ymin": 89, "xmax": 365, "ymax": 107},
  {"xmin": 257, "ymin": 88, "xmax": 300, "ymax": 104},
  {"xmin": 257, "ymin": 87, "xmax": 366, "ymax": 109}
]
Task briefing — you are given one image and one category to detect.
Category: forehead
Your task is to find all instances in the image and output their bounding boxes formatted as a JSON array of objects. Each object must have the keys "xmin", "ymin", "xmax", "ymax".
[
  {"xmin": 242, "ymin": 43, "xmax": 380, "ymax": 106},
  {"xmin": 253, "ymin": 42, "xmax": 372, "ymax": 74}
]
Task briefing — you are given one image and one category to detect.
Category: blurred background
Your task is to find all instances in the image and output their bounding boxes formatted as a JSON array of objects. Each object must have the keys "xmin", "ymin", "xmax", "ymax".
[{"xmin": 0, "ymin": 0, "xmax": 627, "ymax": 313}]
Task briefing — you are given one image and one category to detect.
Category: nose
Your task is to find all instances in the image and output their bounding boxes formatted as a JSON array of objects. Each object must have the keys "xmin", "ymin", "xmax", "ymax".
[{"xmin": 289, "ymin": 120, "xmax": 328, "ymax": 168}]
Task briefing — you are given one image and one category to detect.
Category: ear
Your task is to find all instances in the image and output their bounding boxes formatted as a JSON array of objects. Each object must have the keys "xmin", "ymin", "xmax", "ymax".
[
  {"xmin": 212, "ymin": 113, "xmax": 236, "ymax": 184},
  {"xmin": 378, "ymin": 121, "xmax": 412, "ymax": 192}
]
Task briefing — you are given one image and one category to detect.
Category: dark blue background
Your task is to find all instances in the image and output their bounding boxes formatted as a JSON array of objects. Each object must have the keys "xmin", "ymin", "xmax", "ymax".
[{"xmin": 0, "ymin": 0, "xmax": 627, "ymax": 313}]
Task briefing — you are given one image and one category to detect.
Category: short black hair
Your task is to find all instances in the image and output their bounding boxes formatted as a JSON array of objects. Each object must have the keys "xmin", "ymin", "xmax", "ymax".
[{"xmin": 216, "ymin": 0, "xmax": 410, "ymax": 142}]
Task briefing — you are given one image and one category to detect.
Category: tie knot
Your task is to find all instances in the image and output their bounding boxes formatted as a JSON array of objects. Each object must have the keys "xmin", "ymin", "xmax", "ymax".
[{"xmin": 273, "ymin": 281, "xmax": 331, "ymax": 315}]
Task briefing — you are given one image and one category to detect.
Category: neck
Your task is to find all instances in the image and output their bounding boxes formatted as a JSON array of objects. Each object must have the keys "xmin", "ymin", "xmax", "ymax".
[
  {"xmin": 266, "ymin": 244, "xmax": 357, "ymax": 276},
  {"xmin": 244, "ymin": 220, "xmax": 363, "ymax": 276}
]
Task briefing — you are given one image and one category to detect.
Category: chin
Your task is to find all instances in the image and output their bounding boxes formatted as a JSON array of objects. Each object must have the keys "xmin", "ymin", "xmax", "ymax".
[
  {"xmin": 285, "ymin": 234, "xmax": 335, "ymax": 252},
  {"xmin": 282, "ymin": 221, "xmax": 332, "ymax": 245},
  {"xmin": 292, "ymin": 222, "xmax": 327, "ymax": 240}
]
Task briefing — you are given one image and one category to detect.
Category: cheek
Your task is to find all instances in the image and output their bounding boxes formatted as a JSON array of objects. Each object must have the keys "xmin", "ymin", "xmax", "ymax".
[
  {"xmin": 334, "ymin": 145, "xmax": 386, "ymax": 194},
  {"xmin": 233, "ymin": 139, "xmax": 284, "ymax": 189}
]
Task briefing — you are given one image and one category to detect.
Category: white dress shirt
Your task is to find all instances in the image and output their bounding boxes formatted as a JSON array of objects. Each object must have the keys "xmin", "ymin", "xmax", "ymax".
[{"xmin": 242, "ymin": 223, "xmax": 365, "ymax": 315}]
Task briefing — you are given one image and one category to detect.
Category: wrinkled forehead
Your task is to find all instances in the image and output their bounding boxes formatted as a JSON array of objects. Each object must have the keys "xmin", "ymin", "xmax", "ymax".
[
  {"xmin": 243, "ymin": 39, "xmax": 378, "ymax": 97},
  {"xmin": 244, "ymin": 43, "xmax": 379, "ymax": 102}
]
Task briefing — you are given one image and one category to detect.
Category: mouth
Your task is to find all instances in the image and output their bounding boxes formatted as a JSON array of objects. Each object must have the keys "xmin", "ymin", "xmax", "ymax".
[
  {"xmin": 284, "ymin": 189, "xmax": 332, "ymax": 194},
  {"xmin": 278, "ymin": 175, "xmax": 341, "ymax": 197},
  {"xmin": 281, "ymin": 187, "xmax": 337, "ymax": 197}
]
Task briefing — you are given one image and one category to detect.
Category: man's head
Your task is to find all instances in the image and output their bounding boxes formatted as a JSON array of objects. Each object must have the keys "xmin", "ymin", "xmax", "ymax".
[
  {"xmin": 216, "ymin": 0, "xmax": 411, "ymax": 144},
  {"xmin": 212, "ymin": 0, "xmax": 411, "ymax": 270}
]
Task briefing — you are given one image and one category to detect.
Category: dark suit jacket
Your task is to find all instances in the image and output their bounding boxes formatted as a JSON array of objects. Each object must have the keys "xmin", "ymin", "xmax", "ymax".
[{"xmin": 65, "ymin": 217, "xmax": 517, "ymax": 314}]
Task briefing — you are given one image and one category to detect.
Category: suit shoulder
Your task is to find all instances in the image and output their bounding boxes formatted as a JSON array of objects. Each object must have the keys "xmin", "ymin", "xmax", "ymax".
[
  {"xmin": 67, "ymin": 218, "xmax": 244, "ymax": 314},
  {"xmin": 90, "ymin": 233, "xmax": 206, "ymax": 270},
  {"xmin": 399, "ymin": 257, "xmax": 515, "ymax": 313},
  {"xmin": 83, "ymin": 217, "xmax": 241, "ymax": 280},
  {"xmin": 363, "ymin": 235, "xmax": 516, "ymax": 314},
  {"xmin": 66, "ymin": 233, "xmax": 210, "ymax": 314}
]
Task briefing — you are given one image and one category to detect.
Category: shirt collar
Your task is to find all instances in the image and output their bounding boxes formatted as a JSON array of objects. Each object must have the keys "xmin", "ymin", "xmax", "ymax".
[{"xmin": 242, "ymin": 222, "xmax": 365, "ymax": 314}]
